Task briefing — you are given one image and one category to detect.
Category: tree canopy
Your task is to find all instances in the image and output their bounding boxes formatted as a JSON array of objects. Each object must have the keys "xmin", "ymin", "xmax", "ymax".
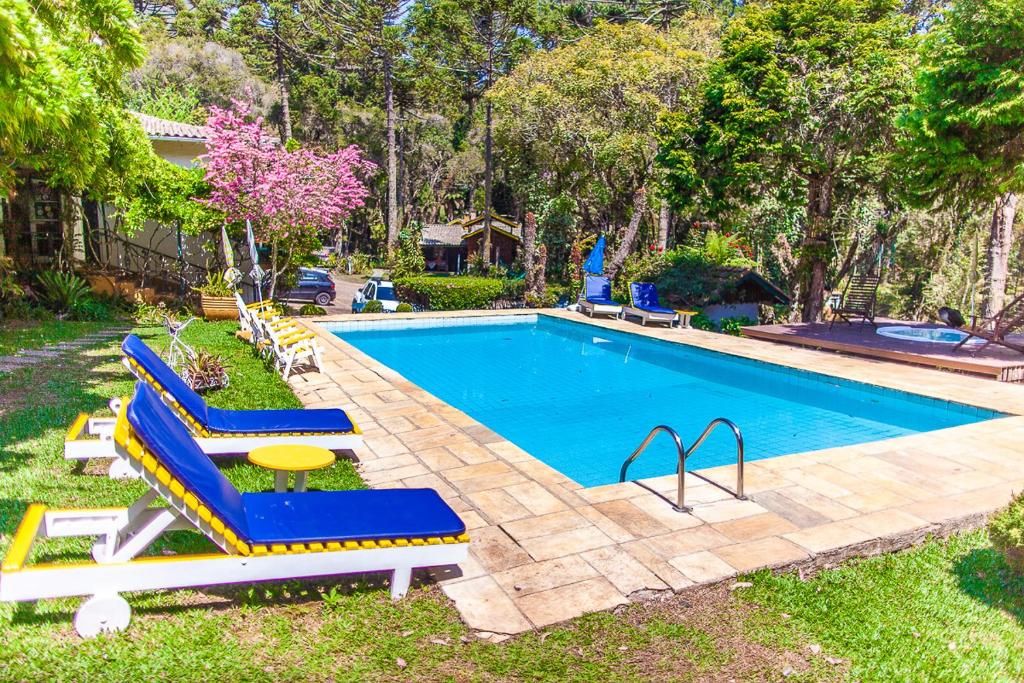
[
  {"xmin": 659, "ymin": 0, "xmax": 916, "ymax": 320},
  {"xmin": 0, "ymin": 0, "xmax": 151, "ymax": 193}
]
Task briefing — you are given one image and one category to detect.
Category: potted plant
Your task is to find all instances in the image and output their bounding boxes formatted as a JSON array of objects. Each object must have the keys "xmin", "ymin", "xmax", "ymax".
[
  {"xmin": 195, "ymin": 272, "xmax": 238, "ymax": 320},
  {"xmin": 182, "ymin": 351, "xmax": 230, "ymax": 392}
]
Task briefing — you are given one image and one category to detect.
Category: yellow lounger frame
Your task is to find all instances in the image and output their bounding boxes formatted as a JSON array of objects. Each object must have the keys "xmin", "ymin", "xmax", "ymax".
[
  {"xmin": 65, "ymin": 357, "xmax": 362, "ymax": 477},
  {"xmin": 5, "ymin": 401, "xmax": 468, "ymax": 638}
]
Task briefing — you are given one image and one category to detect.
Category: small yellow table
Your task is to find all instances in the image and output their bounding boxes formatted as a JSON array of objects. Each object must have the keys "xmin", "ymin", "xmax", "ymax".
[
  {"xmin": 675, "ymin": 309, "xmax": 699, "ymax": 329},
  {"xmin": 247, "ymin": 444, "xmax": 336, "ymax": 493}
]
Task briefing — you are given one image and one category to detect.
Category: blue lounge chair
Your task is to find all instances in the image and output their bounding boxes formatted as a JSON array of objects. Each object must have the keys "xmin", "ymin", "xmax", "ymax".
[
  {"xmin": 3, "ymin": 381, "xmax": 468, "ymax": 637},
  {"xmin": 623, "ymin": 282, "xmax": 677, "ymax": 326},
  {"xmin": 578, "ymin": 275, "xmax": 623, "ymax": 318},
  {"xmin": 65, "ymin": 334, "xmax": 361, "ymax": 473}
]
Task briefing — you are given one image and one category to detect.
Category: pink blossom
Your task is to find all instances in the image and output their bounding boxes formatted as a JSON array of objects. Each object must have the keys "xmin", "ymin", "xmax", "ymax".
[{"xmin": 200, "ymin": 102, "xmax": 376, "ymax": 243}]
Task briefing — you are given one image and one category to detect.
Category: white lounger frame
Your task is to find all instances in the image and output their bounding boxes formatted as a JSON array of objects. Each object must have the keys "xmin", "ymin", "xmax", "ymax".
[
  {"xmin": 5, "ymin": 442, "xmax": 468, "ymax": 637},
  {"xmin": 578, "ymin": 300, "xmax": 622, "ymax": 318},
  {"xmin": 65, "ymin": 394, "xmax": 362, "ymax": 478},
  {"xmin": 622, "ymin": 306, "xmax": 676, "ymax": 326}
]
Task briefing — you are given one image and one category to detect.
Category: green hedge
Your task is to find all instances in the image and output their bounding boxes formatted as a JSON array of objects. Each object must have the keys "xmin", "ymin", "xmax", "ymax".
[{"xmin": 394, "ymin": 275, "xmax": 525, "ymax": 311}]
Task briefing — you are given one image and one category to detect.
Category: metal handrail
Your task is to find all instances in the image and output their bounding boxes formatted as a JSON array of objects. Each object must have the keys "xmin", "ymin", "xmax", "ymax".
[
  {"xmin": 619, "ymin": 418, "xmax": 745, "ymax": 513},
  {"xmin": 687, "ymin": 418, "xmax": 745, "ymax": 501},
  {"xmin": 618, "ymin": 425, "xmax": 689, "ymax": 512}
]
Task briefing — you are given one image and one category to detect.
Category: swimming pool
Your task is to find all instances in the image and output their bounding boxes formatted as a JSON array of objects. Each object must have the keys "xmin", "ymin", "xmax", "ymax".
[{"xmin": 332, "ymin": 315, "xmax": 1003, "ymax": 487}]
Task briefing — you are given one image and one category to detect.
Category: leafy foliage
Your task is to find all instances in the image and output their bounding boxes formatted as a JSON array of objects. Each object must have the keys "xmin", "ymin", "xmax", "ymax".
[
  {"xmin": 900, "ymin": 0, "xmax": 1024, "ymax": 207},
  {"xmin": 194, "ymin": 271, "xmax": 235, "ymax": 297},
  {"xmin": 361, "ymin": 299, "xmax": 384, "ymax": 313},
  {"xmin": 491, "ymin": 20, "xmax": 717, "ymax": 246},
  {"xmin": 35, "ymin": 272, "xmax": 93, "ymax": 315},
  {"xmin": 202, "ymin": 103, "xmax": 375, "ymax": 296},
  {"xmin": 0, "ymin": 0, "xmax": 150, "ymax": 192},
  {"xmin": 659, "ymin": 0, "xmax": 916, "ymax": 320},
  {"xmin": 718, "ymin": 316, "xmax": 757, "ymax": 336},
  {"xmin": 389, "ymin": 224, "xmax": 426, "ymax": 280},
  {"xmin": 395, "ymin": 275, "xmax": 524, "ymax": 310},
  {"xmin": 298, "ymin": 303, "xmax": 326, "ymax": 315}
]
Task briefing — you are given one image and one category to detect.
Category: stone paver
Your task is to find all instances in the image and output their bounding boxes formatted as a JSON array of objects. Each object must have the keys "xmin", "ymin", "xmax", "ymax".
[{"xmin": 289, "ymin": 310, "xmax": 1024, "ymax": 635}]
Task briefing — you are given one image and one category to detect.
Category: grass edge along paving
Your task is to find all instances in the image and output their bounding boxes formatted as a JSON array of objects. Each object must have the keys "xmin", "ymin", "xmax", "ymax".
[{"xmin": 0, "ymin": 320, "xmax": 1021, "ymax": 681}]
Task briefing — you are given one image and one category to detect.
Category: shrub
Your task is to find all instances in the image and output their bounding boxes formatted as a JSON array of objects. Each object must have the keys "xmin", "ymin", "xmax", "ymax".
[
  {"xmin": 690, "ymin": 312, "xmax": 715, "ymax": 331},
  {"xmin": 194, "ymin": 271, "xmax": 234, "ymax": 297},
  {"xmin": 395, "ymin": 303, "xmax": 413, "ymax": 313},
  {"xmin": 989, "ymin": 491, "xmax": 1024, "ymax": 574},
  {"xmin": 362, "ymin": 300, "xmax": 384, "ymax": 313},
  {"xmin": 347, "ymin": 252, "xmax": 375, "ymax": 276},
  {"xmin": 69, "ymin": 298, "xmax": 119, "ymax": 321},
  {"xmin": 0, "ymin": 257, "xmax": 23, "ymax": 303},
  {"xmin": 395, "ymin": 275, "xmax": 524, "ymax": 311},
  {"xmin": 2, "ymin": 299, "xmax": 53, "ymax": 321},
  {"xmin": 389, "ymin": 225, "xmax": 425, "ymax": 279},
  {"xmin": 134, "ymin": 294, "xmax": 174, "ymax": 326},
  {"xmin": 526, "ymin": 291, "xmax": 557, "ymax": 308},
  {"xmin": 719, "ymin": 316, "xmax": 758, "ymax": 336},
  {"xmin": 299, "ymin": 304, "xmax": 326, "ymax": 316},
  {"xmin": 36, "ymin": 271, "xmax": 92, "ymax": 315}
]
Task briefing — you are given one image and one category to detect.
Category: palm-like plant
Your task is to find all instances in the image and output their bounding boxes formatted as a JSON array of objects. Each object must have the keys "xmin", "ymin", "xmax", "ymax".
[{"xmin": 36, "ymin": 271, "xmax": 92, "ymax": 314}]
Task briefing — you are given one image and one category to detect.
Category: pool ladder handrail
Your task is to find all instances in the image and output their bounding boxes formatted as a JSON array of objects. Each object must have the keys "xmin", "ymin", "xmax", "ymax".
[{"xmin": 618, "ymin": 419, "xmax": 746, "ymax": 513}]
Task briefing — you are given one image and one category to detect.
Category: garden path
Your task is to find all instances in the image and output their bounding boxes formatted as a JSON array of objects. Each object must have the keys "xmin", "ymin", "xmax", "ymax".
[{"xmin": 0, "ymin": 325, "xmax": 132, "ymax": 374}]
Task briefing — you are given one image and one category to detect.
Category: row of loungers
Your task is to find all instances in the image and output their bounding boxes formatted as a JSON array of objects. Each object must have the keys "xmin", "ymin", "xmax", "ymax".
[
  {"xmin": 579, "ymin": 276, "xmax": 678, "ymax": 326},
  {"xmin": 4, "ymin": 335, "xmax": 468, "ymax": 637}
]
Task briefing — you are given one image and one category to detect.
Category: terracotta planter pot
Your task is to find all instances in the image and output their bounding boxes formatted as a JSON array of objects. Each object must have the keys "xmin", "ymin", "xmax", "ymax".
[
  {"xmin": 86, "ymin": 274, "xmax": 117, "ymax": 297},
  {"xmin": 199, "ymin": 295, "xmax": 238, "ymax": 321}
]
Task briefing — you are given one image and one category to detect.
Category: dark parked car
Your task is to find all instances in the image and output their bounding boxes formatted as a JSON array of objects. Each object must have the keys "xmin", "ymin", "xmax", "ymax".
[{"xmin": 276, "ymin": 267, "xmax": 336, "ymax": 306}]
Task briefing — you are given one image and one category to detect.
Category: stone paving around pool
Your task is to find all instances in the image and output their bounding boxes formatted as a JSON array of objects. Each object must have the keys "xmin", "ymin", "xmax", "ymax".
[{"xmin": 290, "ymin": 310, "xmax": 1024, "ymax": 637}]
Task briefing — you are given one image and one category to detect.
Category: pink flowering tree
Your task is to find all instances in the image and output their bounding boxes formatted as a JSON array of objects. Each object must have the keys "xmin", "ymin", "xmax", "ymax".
[{"xmin": 201, "ymin": 102, "xmax": 375, "ymax": 297}]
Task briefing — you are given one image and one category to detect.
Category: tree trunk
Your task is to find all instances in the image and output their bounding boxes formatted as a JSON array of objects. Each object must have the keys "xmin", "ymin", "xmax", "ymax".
[
  {"xmin": 605, "ymin": 187, "xmax": 647, "ymax": 280},
  {"xmin": 481, "ymin": 29, "xmax": 495, "ymax": 265},
  {"xmin": 384, "ymin": 59, "xmax": 399, "ymax": 253},
  {"xmin": 274, "ymin": 34, "xmax": 292, "ymax": 142},
  {"xmin": 984, "ymin": 191, "xmax": 1018, "ymax": 318},
  {"xmin": 797, "ymin": 176, "xmax": 834, "ymax": 322},
  {"xmin": 657, "ymin": 199, "xmax": 670, "ymax": 251},
  {"xmin": 524, "ymin": 211, "xmax": 537, "ymax": 293},
  {"xmin": 482, "ymin": 100, "xmax": 494, "ymax": 265}
]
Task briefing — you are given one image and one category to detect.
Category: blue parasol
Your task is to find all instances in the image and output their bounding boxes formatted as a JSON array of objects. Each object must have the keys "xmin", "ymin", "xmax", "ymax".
[{"xmin": 582, "ymin": 235, "xmax": 606, "ymax": 275}]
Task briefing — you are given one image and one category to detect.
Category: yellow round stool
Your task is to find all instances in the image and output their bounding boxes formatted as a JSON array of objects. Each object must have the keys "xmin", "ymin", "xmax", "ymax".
[{"xmin": 247, "ymin": 444, "xmax": 336, "ymax": 493}]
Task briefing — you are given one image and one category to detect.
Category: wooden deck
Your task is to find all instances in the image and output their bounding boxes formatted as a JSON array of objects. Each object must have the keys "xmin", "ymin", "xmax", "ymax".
[{"xmin": 743, "ymin": 319, "xmax": 1024, "ymax": 382}]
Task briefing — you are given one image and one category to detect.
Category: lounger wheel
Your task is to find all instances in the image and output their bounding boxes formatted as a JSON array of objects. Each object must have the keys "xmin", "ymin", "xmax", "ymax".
[{"xmin": 74, "ymin": 594, "xmax": 131, "ymax": 638}]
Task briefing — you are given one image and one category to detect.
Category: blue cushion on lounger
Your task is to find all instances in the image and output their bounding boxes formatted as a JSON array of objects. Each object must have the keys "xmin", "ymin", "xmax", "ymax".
[
  {"xmin": 629, "ymin": 283, "xmax": 676, "ymax": 314},
  {"xmin": 207, "ymin": 406, "xmax": 356, "ymax": 435},
  {"xmin": 128, "ymin": 382, "xmax": 249, "ymax": 535},
  {"xmin": 128, "ymin": 382, "xmax": 465, "ymax": 545},
  {"xmin": 123, "ymin": 334, "xmax": 209, "ymax": 424},
  {"xmin": 123, "ymin": 334, "xmax": 355, "ymax": 434},
  {"xmin": 585, "ymin": 275, "xmax": 613, "ymax": 302},
  {"xmin": 583, "ymin": 276, "xmax": 621, "ymax": 308},
  {"xmin": 242, "ymin": 489, "xmax": 465, "ymax": 544}
]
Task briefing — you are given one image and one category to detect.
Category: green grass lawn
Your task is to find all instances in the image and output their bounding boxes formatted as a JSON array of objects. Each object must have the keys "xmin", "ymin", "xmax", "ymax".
[
  {"xmin": 0, "ymin": 320, "xmax": 114, "ymax": 356},
  {"xmin": 0, "ymin": 320, "xmax": 1021, "ymax": 681}
]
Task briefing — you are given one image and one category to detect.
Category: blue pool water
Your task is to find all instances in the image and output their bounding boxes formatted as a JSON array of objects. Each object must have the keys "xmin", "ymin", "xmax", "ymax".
[{"xmin": 333, "ymin": 315, "xmax": 1003, "ymax": 487}]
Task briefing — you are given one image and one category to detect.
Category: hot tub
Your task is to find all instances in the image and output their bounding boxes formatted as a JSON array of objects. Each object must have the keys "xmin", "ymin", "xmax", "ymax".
[{"xmin": 876, "ymin": 325, "xmax": 979, "ymax": 345}]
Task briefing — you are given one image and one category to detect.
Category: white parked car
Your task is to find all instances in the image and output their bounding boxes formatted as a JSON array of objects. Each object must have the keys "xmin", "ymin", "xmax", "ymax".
[{"xmin": 351, "ymin": 278, "xmax": 400, "ymax": 313}]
